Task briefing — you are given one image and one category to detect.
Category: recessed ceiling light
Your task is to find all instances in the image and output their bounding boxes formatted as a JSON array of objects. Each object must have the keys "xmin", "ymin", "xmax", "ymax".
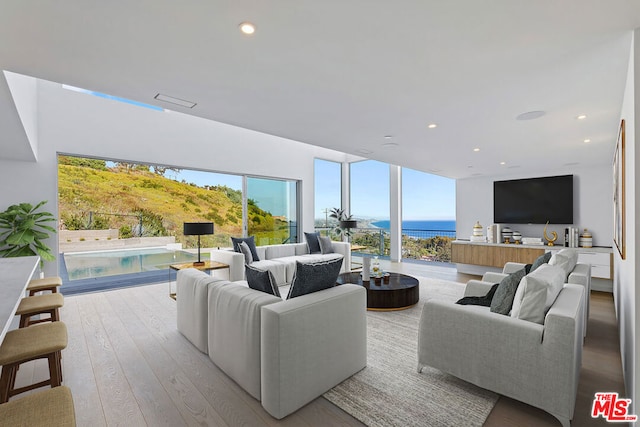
[
  {"xmin": 473, "ymin": 148, "xmax": 480, "ymax": 152},
  {"xmin": 382, "ymin": 142, "xmax": 399, "ymax": 149},
  {"xmin": 516, "ymin": 111, "xmax": 545, "ymax": 120},
  {"xmin": 583, "ymin": 139, "xmax": 591, "ymax": 143},
  {"xmin": 500, "ymin": 161, "xmax": 506, "ymax": 165},
  {"xmin": 577, "ymin": 114, "xmax": 587, "ymax": 120},
  {"xmin": 239, "ymin": 22, "xmax": 256, "ymax": 35},
  {"xmin": 428, "ymin": 123, "xmax": 437, "ymax": 129},
  {"xmin": 384, "ymin": 135, "xmax": 393, "ymax": 139}
]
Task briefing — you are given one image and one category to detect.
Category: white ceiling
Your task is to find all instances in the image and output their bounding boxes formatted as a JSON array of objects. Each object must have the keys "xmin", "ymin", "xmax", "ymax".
[{"xmin": 1, "ymin": 1, "xmax": 639, "ymax": 179}]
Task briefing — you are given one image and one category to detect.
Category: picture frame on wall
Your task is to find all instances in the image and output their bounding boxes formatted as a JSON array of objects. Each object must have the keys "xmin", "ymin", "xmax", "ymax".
[{"xmin": 613, "ymin": 119, "xmax": 625, "ymax": 259}]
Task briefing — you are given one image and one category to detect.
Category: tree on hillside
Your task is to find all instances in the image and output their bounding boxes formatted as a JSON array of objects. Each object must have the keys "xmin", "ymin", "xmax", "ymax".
[
  {"xmin": 58, "ymin": 155, "xmax": 107, "ymax": 170},
  {"xmin": 151, "ymin": 165, "xmax": 181, "ymax": 176}
]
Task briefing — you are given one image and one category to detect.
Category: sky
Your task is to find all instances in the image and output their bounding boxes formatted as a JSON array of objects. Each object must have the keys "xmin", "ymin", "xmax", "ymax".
[{"xmin": 316, "ymin": 159, "xmax": 456, "ymax": 221}]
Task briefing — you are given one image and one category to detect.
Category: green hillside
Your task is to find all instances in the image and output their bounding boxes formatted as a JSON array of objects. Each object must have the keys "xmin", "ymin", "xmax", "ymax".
[{"xmin": 57, "ymin": 156, "xmax": 284, "ymax": 248}]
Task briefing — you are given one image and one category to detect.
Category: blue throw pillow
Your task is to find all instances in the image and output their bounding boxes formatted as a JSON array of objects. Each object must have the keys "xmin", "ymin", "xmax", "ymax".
[
  {"xmin": 245, "ymin": 264, "xmax": 280, "ymax": 298},
  {"xmin": 231, "ymin": 236, "xmax": 260, "ymax": 261},
  {"xmin": 304, "ymin": 232, "xmax": 322, "ymax": 254},
  {"xmin": 286, "ymin": 256, "xmax": 343, "ymax": 299}
]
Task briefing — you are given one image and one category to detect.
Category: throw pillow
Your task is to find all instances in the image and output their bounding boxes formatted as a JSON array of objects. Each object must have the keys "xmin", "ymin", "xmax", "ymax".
[
  {"xmin": 510, "ymin": 264, "xmax": 565, "ymax": 324},
  {"xmin": 530, "ymin": 251, "xmax": 552, "ymax": 272},
  {"xmin": 456, "ymin": 283, "xmax": 500, "ymax": 306},
  {"xmin": 318, "ymin": 236, "xmax": 335, "ymax": 254},
  {"xmin": 304, "ymin": 232, "xmax": 322, "ymax": 254},
  {"xmin": 238, "ymin": 241, "xmax": 254, "ymax": 265},
  {"xmin": 549, "ymin": 248, "xmax": 578, "ymax": 279},
  {"xmin": 286, "ymin": 257, "xmax": 343, "ymax": 299},
  {"xmin": 489, "ymin": 267, "xmax": 526, "ymax": 315},
  {"xmin": 231, "ymin": 236, "xmax": 260, "ymax": 261},
  {"xmin": 245, "ymin": 264, "xmax": 281, "ymax": 298}
]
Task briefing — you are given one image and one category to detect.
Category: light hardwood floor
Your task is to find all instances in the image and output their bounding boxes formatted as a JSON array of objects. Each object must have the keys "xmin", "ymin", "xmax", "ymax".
[{"xmin": 13, "ymin": 261, "xmax": 625, "ymax": 426}]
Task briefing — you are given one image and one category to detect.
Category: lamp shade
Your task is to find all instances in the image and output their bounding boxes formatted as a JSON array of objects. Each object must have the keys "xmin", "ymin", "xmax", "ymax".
[
  {"xmin": 340, "ymin": 220, "xmax": 358, "ymax": 229},
  {"xmin": 183, "ymin": 222, "xmax": 214, "ymax": 236}
]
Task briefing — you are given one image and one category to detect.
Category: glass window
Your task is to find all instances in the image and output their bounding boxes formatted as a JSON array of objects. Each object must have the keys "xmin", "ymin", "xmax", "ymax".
[
  {"xmin": 246, "ymin": 176, "xmax": 299, "ymax": 245},
  {"xmin": 350, "ymin": 160, "xmax": 390, "ymax": 256},
  {"xmin": 314, "ymin": 159, "xmax": 341, "ymax": 232},
  {"xmin": 401, "ymin": 167, "xmax": 456, "ymax": 262}
]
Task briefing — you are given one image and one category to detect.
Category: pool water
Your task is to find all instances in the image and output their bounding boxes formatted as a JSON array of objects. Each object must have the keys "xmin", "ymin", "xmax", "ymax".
[{"xmin": 63, "ymin": 247, "xmax": 198, "ymax": 280}]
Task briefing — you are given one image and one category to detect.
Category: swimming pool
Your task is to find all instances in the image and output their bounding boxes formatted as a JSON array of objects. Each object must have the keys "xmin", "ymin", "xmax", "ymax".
[{"xmin": 63, "ymin": 247, "xmax": 198, "ymax": 281}]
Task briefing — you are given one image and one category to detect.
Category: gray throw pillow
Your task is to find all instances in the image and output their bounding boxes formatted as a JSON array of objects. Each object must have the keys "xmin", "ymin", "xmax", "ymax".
[
  {"xmin": 231, "ymin": 236, "xmax": 260, "ymax": 261},
  {"xmin": 245, "ymin": 264, "xmax": 280, "ymax": 298},
  {"xmin": 318, "ymin": 236, "xmax": 335, "ymax": 254},
  {"xmin": 530, "ymin": 251, "xmax": 552, "ymax": 272},
  {"xmin": 238, "ymin": 241, "xmax": 253, "ymax": 264},
  {"xmin": 490, "ymin": 267, "xmax": 526, "ymax": 315},
  {"xmin": 304, "ymin": 232, "xmax": 322, "ymax": 254},
  {"xmin": 286, "ymin": 257, "xmax": 343, "ymax": 299}
]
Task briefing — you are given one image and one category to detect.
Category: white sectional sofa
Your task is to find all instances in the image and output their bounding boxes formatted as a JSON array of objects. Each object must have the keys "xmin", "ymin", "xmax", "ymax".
[
  {"xmin": 209, "ymin": 241, "xmax": 351, "ymax": 286},
  {"xmin": 176, "ymin": 268, "xmax": 367, "ymax": 419}
]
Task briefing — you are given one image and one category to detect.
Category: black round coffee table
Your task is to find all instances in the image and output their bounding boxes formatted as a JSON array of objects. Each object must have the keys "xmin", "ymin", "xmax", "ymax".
[{"xmin": 336, "ymin": 271, "xmax": 420, "ymax": 311}]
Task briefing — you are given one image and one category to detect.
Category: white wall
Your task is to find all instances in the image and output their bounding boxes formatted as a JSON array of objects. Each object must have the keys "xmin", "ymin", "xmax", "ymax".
[
  {"xmin": 0, "ymin": 79, "xmax": 349, "ymax": 276},
  {"xmin": 615, "ymin": 28, "xmax": 638, "ymax": 413},
  {"xmin": 456, "ymin": 166, "xmax": 612, "ymax": 246}
]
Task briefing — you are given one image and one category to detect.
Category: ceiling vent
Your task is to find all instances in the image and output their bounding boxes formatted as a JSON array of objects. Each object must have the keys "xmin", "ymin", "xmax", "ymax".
[{"xmin": 154, "ymin": 93, "xmax": 197, "ymax": 108}]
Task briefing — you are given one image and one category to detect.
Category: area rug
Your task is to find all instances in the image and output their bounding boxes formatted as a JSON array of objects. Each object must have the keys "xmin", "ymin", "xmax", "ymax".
[{"xmin": 323, "ymin": 276, "xmax": 498, "ymax": 427}]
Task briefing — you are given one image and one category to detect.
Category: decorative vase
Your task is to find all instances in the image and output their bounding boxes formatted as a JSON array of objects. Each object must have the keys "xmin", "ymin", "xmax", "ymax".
[
  {"xmin": 512, "ymin": 231, "xmax": 522, "ymax": 244},
  {"xmin": 502, "ymin": 227, "xmax": 513, "ymax": 243},
  {"xmin": 579, "ymin": 229, "xmax": 593, "ymax": 248},
  {"xmin": 362, "ymin": 257, "xmax": 371, "ymax": 281}
]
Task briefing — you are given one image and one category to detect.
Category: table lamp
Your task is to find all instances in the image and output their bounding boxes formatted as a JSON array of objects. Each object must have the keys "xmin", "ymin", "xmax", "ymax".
[{"xmin": 183, "ymin": 222, "xmax": 214, "ymax": 266}]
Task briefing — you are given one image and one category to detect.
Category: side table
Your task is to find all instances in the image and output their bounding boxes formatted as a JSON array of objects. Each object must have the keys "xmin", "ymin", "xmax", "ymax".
[{"xmin": 168, "ymin": 260, "xmax": 229, "ymax": 299}]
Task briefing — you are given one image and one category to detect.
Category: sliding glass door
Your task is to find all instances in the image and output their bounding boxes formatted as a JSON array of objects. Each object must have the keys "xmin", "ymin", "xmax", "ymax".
[{"xmin": 246, "ymin": 176, "xmax": 299, "ymax": 245}]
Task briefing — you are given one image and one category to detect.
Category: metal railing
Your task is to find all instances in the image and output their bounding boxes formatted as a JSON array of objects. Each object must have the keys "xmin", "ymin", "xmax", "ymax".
[{"xmin": 314, "ymin": 226, "xmax": 456, "ymax": 263}]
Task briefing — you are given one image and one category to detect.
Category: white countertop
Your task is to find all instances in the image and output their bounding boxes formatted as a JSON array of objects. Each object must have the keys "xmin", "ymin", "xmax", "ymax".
[
  {"xmin": 453, "ymin": 240, "xmax": 612, "ymax": 253},
  {"xmin": 0, "ymin": 256, "xmax": 39, "ymax": 345}
]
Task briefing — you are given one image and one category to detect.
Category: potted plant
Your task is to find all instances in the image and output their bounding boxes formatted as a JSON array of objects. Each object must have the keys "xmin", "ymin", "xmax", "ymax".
[
  {"xmin": 0, "ymin": 201, "xmax": 57, "ymax": 274},
  {"xmin": 329, "ymin": 207, "xmax": 357, "ymax": 238}
]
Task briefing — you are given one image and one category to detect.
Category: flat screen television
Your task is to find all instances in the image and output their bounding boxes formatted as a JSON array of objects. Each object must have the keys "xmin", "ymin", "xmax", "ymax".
[{"xmin": 493, "ymin": 175, "xmax": 573, "ymax": 224}]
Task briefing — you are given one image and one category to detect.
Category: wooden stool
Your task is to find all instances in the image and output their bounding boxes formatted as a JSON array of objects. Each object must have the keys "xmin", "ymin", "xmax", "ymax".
[
  {"xmin": 0, "ymin": 385, "xmax": 76, "ymax": 426},
  {"xmin": 27, "ymin": 276, "xmax": 62, "ymax": 296},
  {"xmin": 15, "ymin": 293, "xmax": 64, "ymax": 328},
  {"xmin": 0, "ymin": 321, "xmax": 68, "ymax": 403}
]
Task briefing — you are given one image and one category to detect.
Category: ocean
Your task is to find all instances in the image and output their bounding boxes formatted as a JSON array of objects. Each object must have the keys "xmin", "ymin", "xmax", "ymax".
[{"xmin": 371, "ymin": 220, "xmax": 456, "ymax": 238}]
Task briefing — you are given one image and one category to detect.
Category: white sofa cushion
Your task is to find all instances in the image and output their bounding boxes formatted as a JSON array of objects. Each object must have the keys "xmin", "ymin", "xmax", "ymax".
[
  {"xmin": 207, "ymin": 282, "xmax": 281, "ymax": 400},
  {"xmin": 265, "ymin": 244, "xmax": 297, "ymax": 259},
  {"xmin": 549, "ymin": 248, "xmax": 579, "ymax": 279},
  {"xmin": 511, "ymin": 264, "xmax": 565, "ymax": 324},
  {"xmin": 176, "ymin": 269, "xmax": 231, "ymax": 353}
]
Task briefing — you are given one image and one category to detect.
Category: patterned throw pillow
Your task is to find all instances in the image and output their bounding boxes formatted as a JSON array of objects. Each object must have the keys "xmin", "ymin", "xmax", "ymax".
[
  {"xmin": 245, "ymin": 264, "xmax": 280, "ymax": 297},
  {"xmin": 231, "ymin": 236, "xmax": 260, "ymax": 261},
  {"xmin": 286, "ymin": 257, "xmax": 343, "ymax": 299}
]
